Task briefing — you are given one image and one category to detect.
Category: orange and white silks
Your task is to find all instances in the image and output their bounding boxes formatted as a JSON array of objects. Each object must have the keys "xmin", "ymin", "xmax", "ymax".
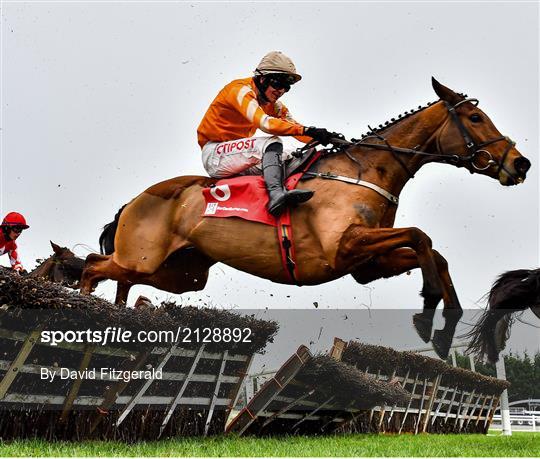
[{"xmin": 197, "ymin": 77, "xmax": 308, "ymax": 148}]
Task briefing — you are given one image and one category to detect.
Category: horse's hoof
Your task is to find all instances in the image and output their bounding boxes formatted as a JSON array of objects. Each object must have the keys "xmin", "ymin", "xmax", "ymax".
[
  {"xmin": 432, "ymin": 330, "xmax": 451, "ymax": 360},
  {"xmin": 413, "ymin": 313, "xmax": 432, "ymax": 343}
]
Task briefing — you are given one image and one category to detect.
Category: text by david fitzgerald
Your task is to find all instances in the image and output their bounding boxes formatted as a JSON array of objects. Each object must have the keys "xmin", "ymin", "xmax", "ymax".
[{"xmin": 41, "ymin": 367, "xmax": 162, "ymax": 383}]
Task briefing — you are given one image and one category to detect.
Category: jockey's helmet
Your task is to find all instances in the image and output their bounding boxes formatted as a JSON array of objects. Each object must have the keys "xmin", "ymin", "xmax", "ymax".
[
  {"xmin": 1, "ymin": 212, "xmax": 29, "ymax": 229},
  {"xmin": 254, "ymin": 51, "xmax": 302, "ymax": 83}
]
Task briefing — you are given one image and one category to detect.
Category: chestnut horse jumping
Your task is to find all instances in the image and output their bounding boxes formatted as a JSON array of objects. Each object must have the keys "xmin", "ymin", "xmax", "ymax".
[{"xmin": 80, "ymin": 79, "xmax": 531, "ymax": 358}]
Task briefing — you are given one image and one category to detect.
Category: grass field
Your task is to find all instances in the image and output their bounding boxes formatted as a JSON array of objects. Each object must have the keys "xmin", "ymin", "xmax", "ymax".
[{"xmin": 0, "ymin": 432, "xmax": 539, "ymax": 457}]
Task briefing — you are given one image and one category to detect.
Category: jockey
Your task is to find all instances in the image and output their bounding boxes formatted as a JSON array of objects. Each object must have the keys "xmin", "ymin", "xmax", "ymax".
[
  {"xmin": 197, "ymin": 51, "xmax": 335, "ymax": 216},
  {"xmin": 0, "ymin": 212, "xmax": 29, "ymax": 273}
]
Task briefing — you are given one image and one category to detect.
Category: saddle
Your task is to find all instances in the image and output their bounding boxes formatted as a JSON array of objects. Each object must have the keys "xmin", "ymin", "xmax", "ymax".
[{"xmin": 201, "ymin": 148, "xmax": 318, "ymax": 227}]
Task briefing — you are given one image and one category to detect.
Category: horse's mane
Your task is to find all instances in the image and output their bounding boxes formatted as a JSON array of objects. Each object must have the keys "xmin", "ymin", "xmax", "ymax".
[{"xmin": 354, "ymin": 92, "xmax": 468, "ymax": 140}]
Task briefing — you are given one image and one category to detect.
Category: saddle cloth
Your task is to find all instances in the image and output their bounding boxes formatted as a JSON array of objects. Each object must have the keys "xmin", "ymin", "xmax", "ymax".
[{"xmin": 202, "ymin": 173, "xmax": 304, "ymax": 227}]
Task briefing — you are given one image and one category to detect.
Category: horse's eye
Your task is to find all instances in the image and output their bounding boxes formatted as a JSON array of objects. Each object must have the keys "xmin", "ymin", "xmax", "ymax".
[{"xmin": 470, "ymin": 114, "xmax": 482, "ymax": 123}]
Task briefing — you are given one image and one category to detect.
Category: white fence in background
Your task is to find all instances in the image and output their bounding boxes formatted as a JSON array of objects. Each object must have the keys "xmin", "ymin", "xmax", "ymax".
[{"xmin": 491, "ymin": 413, "xmax": 539, "ymax": 432}]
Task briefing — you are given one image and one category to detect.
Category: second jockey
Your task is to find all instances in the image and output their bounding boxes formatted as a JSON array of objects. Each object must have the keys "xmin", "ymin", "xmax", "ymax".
[
  {"xmin": 197, "ymin": 51, "xmax": 334, "ymax": 217},
  {"xmin": 0, "ymin": 212, "xmax": 29, "ymax": 274}
]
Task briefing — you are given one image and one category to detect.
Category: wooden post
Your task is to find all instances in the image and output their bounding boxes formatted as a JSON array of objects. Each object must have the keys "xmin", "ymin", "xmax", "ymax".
[
  {"xmin": 225, "ymin": 354, "xmax": 254, "ymax": 425},
  {"xmin": 388, "ymin": 368, "xmax": 410, "ymax": 422},
  {"xmin": 377, "ymin": 369, "xmax": 396, "ymax": 432},
  {"xmin": 159, "ymin": 344, "xmax": 206, "ymax": 436},
  {"xmin": 116, "ymin": 342, "xmax": 179, "ymax": 426},
  {"xmin": 458, "ymin": 389, "xmax": 476, "ymax": 431},
  {"xmin": 414, "ymin": 378, "xmax": 428, "ymax": 434},
  {"xmin": 443, "ymin": 387, "xmax": 459, "ymax": 424},
  {"xmin": 431, "ymin": 385, "xmax": 449, "ymax": 426},
  {"xmin": 261, "ymin": 389, "xmax": 315, "ymax": 428},
  {"xmin": 291, "ymin": 395, "xmax": 335, "ymax": 431},
  {"xmin": 60, "ymin": 344, "xmax": 95, "ymax": 423},
  {"xmin": 329, "ymin": 338, "xmax": 347, "ymax": 361},
  {"xmin": 89, "ymin": 350, "xmax": 151, "ymax": 434},
  {"xmin": 225, "ymin": 345, "xmax": 311, "ymax": 435},
  {"xmin": 398, "ymin": 373, "xmax": 419, "ymax": 434},
  {"xmin": 0, "ymin": 328, "xmax": 42, "ymax": 400},
  {"xmin": 464, "ymin": 393, "xmax": 483, "ymax": 430},
  {"xmin": 204, "ymin": 350, "xmax": 228, "ymax": 436},
  {"xmin": 474, "ymin": 395, "xmax": 489, "ymax": 426},
  {"xmin": 368, "ymin": 369, "xmax": 381, "ymax": 424},
  {"xmin": 485, "ymin": 396, "xmax": 499, "ymax": 429},
  {"xmin": 453, "ymin": 390, "xmax": 466, "ymax": 429},
  {"xmin": 421, "ymin": 374, "xmax": 441, "ymax": 433}
]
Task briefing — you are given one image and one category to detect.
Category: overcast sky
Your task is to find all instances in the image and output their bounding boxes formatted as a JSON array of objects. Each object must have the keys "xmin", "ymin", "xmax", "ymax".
[{"xmin": 1, "ymin": 2, "xmax": 538, "ymax": 353}]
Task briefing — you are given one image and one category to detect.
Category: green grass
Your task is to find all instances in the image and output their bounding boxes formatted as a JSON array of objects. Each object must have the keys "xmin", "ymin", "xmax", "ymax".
[{"xmin": 0, "ymin": 432, "xmax": 539, "ymax": 457}]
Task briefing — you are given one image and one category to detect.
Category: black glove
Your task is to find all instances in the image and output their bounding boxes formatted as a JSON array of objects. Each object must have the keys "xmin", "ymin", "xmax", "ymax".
[{"xmin": 304, "ymin": 126, "xmax": 333, "ymax": 146}]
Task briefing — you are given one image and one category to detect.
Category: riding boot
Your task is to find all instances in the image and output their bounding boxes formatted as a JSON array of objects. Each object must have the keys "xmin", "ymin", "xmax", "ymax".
[{"xmin": 262, "ymin": 142, "xmax": 314, "ymax": 217}]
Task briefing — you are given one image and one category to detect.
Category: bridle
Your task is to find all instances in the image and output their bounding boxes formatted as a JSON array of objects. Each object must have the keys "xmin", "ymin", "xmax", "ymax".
[
  {"xmin": 441, "ymin": 99, "xmax": 516, "ymax": 177},
  {"xmin": 296, "ymin": 97, "xmax": 520, "ymax": 204},
  {"xmin": 301, "ymin": 98, "xmax": 517, "ymax": 179}
]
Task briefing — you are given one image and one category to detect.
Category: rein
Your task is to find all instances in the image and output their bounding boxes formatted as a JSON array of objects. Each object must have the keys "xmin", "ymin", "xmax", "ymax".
[{"xmin": 296, "ymin": 98, "xmax": 517, "ymax": 203}]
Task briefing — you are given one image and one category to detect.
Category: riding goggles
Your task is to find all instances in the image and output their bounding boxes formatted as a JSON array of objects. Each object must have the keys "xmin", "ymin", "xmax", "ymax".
[
  {"xmin": 268, "ymin": 74, "xmax": 297, "ymax": 92},
  {"xmin": 10, "ymin": 226, "xmax": 26, "ymax": 233}
]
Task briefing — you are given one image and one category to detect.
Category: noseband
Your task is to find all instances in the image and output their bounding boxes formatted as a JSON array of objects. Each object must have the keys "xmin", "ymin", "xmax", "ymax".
[{"xmin": 443, "ymin": 99, "xmax": 516, "ymax": 177}]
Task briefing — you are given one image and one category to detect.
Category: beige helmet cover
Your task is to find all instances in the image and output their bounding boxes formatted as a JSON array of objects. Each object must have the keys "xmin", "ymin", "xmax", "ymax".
[{"xmin": 254, "ymin": 51, "xmax": 302, "ymax": 82}]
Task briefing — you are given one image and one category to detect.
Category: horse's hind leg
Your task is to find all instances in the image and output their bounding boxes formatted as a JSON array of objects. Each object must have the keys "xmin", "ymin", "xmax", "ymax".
[
  {"xmin": 115, "ymin": 282, "xmax": 133, "ymax": 305},
  {"xmin": 142, "ymin": 247, "xmax": 214, "ymax": 294},
  {"xmin": 80, "ymin": 253, "xmax": 113, "ymax": 294},
  {"xmin": 80, "ymin": 253, "xmax": 136, "ymax": 303},
  {"xmin": 81, "ymin": 248, "xmax": 214, "ymax": 306}
]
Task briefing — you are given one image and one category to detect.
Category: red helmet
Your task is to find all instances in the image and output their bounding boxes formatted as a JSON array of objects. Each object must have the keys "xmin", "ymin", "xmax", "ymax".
[{"xmin": 2, "ymin": 212, "xmax": 29, "ymax": 229}]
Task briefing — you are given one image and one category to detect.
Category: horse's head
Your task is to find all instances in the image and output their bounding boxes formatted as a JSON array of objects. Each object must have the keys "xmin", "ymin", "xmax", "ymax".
[
  {"xmin": 432, "ymin": 77, "xmax": 531, "ymax": 185},
  {"xmin": 28, "ymin": 241, "xmax": 85, "ymax": 288}
]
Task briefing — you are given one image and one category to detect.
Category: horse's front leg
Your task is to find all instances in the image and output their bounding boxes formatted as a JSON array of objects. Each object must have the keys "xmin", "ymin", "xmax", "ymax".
[
  {"xmin": 337, "ymin": 226, "xmax": 445, "ymax": 343},
  {"xmin": 350, "ymin": 248, "xmax": 435, "ymax": 343},
  {"xmin": 350, "ymin": 247, "xmax": 462, "ymax": 358},
  {"xmin": 430, "ymin": 250, "xmax": 462, "ymax": 359},
  {"xmin": 337, "ymin": 226, "xmax": 444, "ymax": 306}
]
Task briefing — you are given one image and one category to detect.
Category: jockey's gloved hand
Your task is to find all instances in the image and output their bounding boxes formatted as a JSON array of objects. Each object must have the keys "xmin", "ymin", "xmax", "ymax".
[{"xmin": 303, "ymin": 126, "xmax": 334, "ymax": 146}]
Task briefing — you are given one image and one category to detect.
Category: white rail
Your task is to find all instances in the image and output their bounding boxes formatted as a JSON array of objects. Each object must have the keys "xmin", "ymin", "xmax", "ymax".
[{"xmin": 491, "ymin": 414, "xmax": 538, "ymax": 432}]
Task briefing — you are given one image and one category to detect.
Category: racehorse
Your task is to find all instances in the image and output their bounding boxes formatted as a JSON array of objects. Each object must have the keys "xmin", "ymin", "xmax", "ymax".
[
  {"xmin": 29, "ymin": 241, "xmax": 85, "ymax": 288},
  {"xmin": 80, "ymin": 78, "xmax": 531, "ymax": 359},
  {"xmin": 466, "ymin": 268, "xmax": 540, "ymax": 363}
]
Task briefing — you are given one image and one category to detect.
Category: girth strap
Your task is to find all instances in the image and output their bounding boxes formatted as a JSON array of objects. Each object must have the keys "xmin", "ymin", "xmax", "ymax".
[
  {"xmin": 303, "ymin": 171, "xmax": 399, "ymax": 205},
  {"xmin": 277, "ymin": 212, "xmax": 299, "ymax": 285},
  {"xmin": 273, "ymin": 151, "xmax": 323, "ymax": 285}
]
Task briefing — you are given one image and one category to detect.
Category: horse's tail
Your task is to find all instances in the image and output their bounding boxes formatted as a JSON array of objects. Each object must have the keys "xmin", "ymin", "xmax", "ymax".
[
  {"xmin": 464, "ymin": 308, "xmax": 513, "ymax": 363},
  {"xmin": 465, "ymin": 268, "xmax": 537, "ymax": 362},
  {"xmin": 99, "ymin": 204, "xmax": 127, "ymax": 255}
]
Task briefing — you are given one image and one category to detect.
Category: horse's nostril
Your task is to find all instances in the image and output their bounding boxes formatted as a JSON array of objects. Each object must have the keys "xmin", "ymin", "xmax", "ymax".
[{"xmin": 514, "ymin": 157, "xmax": 531, "ymax": 174}]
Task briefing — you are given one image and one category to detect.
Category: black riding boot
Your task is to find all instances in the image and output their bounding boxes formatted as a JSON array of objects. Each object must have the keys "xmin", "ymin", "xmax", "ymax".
[{"xmin": 262, "ymin": 142, "xmax": 314, "ymax": 217}]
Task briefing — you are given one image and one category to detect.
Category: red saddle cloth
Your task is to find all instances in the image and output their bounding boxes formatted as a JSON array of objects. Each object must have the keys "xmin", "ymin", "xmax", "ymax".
[{"xmin": 202, "ymin": 173, "xmax": 303, "ymax": 226}]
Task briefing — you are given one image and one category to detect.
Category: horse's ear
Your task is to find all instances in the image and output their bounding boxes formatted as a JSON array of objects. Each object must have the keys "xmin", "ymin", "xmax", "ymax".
[
  {"xmin": 431, "ymin": 77, "xmax": 462, "ymax": 105},
  {"xmin": 50, "ymin": 241, "xmax": 62, "ymax": 255}
]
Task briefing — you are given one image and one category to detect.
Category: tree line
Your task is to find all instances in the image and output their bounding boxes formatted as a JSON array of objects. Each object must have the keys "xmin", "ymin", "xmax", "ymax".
[{"xmin": 450, "ymin": 352, "xmax": 540, "ymax": 402}]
